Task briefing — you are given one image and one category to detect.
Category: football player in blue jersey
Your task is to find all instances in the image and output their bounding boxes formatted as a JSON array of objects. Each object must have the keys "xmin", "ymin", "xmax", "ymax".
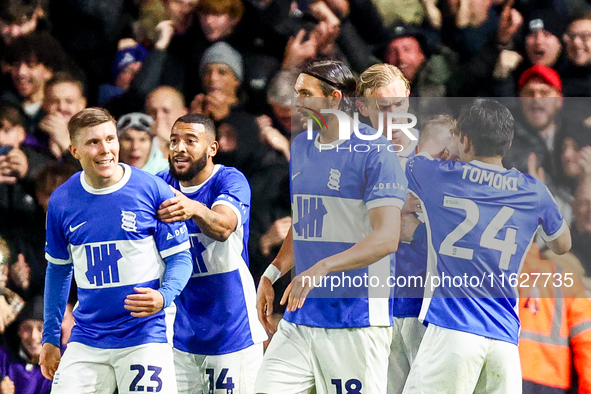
[
  {"xmin": 355, "ymin": 63, "xmax": 419, "ymax": 158},
  {"xmin": 255, "ymin": 60, "xmax": 407, "ymax": 394},
  {"xmin": 387, "ymin": 114, "xmax": 460, "ymax": 394},
  {"xmin": 156, "ymin": 113, "xmax": 267, "ymax": 394},
  {"xmin": 40, "ymin": 107, "xmax": 193, "ymax": 393},
  {"xmin": 400, "ymin": 99, "xmax": 572, "ymax": 394}
]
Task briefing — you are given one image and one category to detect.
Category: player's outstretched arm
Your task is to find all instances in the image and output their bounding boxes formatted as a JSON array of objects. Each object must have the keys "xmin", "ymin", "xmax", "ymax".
[
  {"xmin": 157, "ymin": 187, "xmax": 238, "ymax": 241},
  {"xmin": 40, "ymin": 343, "xmax": 61, "ymax": 380},
  {"xmin": 125, "ymin": 250, "xmax": 193, "ymax": 317},
  {"xmin": 546, "ymin": 226, "xmax": 572, "ymax": 255},
  {"xmin": 282, "ymin": 205, "xmax": 401, "ymax": 312},
  {"xmin": 257, "ymin": 227, "xmax": 294, "ymax": 334}
]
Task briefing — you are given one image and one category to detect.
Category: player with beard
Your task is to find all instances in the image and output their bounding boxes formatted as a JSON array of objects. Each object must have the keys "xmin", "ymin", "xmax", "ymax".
[{"xmin": 156, "ymin": 113, "xmax": 267, "ymax": 394}]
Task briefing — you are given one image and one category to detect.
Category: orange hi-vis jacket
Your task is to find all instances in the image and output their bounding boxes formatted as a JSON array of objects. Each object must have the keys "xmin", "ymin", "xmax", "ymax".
[{"xmin": 519, "ymin": 243, "xmax": 591, "ymax": 393}]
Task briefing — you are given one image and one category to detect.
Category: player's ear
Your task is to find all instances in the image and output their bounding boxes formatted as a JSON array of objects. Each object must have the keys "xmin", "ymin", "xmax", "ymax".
[
  {"xmin": 459, "ymin": 134, "xmax": 469, "ymax": 154},
  {"xmin": 356, "ymin": 99, "xmax": 370, "ymax": 117},
  {"xmin": 69, "ymin": 144, "xmax": 79, "ymax": 160},
  {"xmin": 209, "ymin": 140, "xmax": 219, "ymax": 157}
]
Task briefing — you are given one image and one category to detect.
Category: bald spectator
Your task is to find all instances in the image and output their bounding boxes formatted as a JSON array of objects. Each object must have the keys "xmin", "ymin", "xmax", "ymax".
[
  {"xmin": 264, "ymin": 70, "xmax": 299, "ymax": 137},
  {"xmin": 145, "ymin": 85, "xmax": 188, "ymax": 159},
  {"xmin": 561, "ymin": 14, "xmax": 591, "ymax": 96}
]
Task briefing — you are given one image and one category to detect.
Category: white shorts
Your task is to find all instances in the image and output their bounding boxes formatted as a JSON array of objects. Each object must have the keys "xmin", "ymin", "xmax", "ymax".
[
  {"xmin": 388, "ymin": 317, "xmax": 427, "ymax": 394},
  {"xmin": 174, "ymin": 342, "xmax": 263, "ymax": 394},
  {"xmin": 254, "ymin": 320, "xmax": 391, "ymax": 394},
  {"xmin": 51, "ymin": 341, "xmax": 178, "ymax": 394},
  {"xmin": 402, "ymin": 324, "xmax": 521, "ymax": 394}
]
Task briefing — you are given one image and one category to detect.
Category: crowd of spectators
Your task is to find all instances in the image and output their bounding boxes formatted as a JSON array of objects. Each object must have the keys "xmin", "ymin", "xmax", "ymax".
[{"xmin": 2, "ymin": 0, "xmax": 591, "ymax": 392}]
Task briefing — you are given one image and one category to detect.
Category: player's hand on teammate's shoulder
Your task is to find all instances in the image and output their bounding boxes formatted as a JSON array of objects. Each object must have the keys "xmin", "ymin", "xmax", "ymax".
[
  {"xmin": 124, "ymin": 287, "xmax": 164, "ymax": 317},
  {"xmin": 157, "ymin": 187, "xmax": 202, "ymax": 223},
  {"xmin": 257, "ymin": 276, "xmax": 277, "ymax": 335},
  {"xmin": 281, "ymin": 263, "xmax": 328, "ymax": 312},
  {"xmin": 39, "ymin": 343, "xmax": 61, "ymax": 380}
]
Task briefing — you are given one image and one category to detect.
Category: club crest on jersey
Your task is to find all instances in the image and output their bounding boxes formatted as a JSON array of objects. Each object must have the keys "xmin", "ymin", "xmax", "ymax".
[
  {"xmin": 121, "ymin": 211, "xmax": 137, "ymax": 232},
  {"xmin": 327, "ymin": 168, "xmax": 341, "ymax": 191}
]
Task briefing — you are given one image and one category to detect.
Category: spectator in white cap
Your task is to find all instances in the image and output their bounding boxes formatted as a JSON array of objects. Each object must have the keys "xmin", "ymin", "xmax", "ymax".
[
  {"xmin": 117, "ymin": 112, "xmax": 168, "ymax": 174},
  {"xmin": 190, "ymin": 42, "xmax": 244, "ymax": 122}
]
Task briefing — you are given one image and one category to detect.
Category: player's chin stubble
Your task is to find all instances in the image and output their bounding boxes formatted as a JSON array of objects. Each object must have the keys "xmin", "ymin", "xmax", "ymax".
[{"xmin": 169, "ymin": 154, "xmax": 208, "ymax": 182}]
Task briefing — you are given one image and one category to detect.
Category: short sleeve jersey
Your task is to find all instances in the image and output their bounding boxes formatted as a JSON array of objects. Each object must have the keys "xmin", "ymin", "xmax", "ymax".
[
  {"xmin": 405, "ymin": 154, "xmax": 566, "ymax": 344},
  {"xmin": 159, "ymin": 165, "xmax": 267, "ymax": 355},
  {"xmin": 286, "ymin": 123, "xmax": 407, "ymax": 328}
]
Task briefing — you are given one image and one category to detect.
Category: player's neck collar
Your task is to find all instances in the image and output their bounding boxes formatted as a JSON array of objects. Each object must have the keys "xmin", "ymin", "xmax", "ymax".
[
  {"xmin": 469, "ymin": 159, "xmax": 507, "ymax": 172},
  {"xmin": 80, "ymin": 163, "xmax": 132, "ymax": 195},
  {"xmin": 179, "ymin": 164, "xmax": 221, "ymax": 194},
  {"xmin": 313, "ymin": 131, "xmax": 348, "ymax": 149}
]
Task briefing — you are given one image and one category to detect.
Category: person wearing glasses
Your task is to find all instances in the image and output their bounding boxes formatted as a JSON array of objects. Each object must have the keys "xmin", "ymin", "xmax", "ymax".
[
  {"xmin": 561, "ymin": 14, "xmax": 591, "ymax": 96},
  {"xmin": 117, "ymin": 112, "xmax": 169, "ymax": 175}
]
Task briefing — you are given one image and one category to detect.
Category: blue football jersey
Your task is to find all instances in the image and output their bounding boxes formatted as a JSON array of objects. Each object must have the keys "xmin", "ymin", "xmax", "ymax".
[
  {"xmin": 45, "ymin": 164, "xmax": 190, "ymax": 349},
  {"xmin": 286, "ymin": 123, "xmax": 407, "ymax": 328},
  {"xmin": 406, "ymin": 154, "xmax": 566, "ymax": 344},
  {"xmin": 392, "ymin": 224, "xmax": 428, "ymax": 318},
  {"xmin": 158, "ymin": 165, "xmax": 267, "ymax": 355}
]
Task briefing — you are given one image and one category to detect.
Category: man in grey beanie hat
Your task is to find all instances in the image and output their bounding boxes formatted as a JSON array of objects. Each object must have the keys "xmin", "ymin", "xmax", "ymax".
[
  {"xmin": 199, "ymin": 41, "xmax": 244, "ymax": 83},
  {"xmin": 193, "ymin": 42, "xmax": 244, "ymax": 121}
]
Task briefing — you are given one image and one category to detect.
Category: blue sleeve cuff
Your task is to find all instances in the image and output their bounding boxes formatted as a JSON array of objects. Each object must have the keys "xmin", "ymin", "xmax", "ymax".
[
  {"xmin": 159, "ymin": 250, "xmax": 193, "ymax": 308},
  {"xmin": 42, "ymin": 262, "xmax": 73, "ymax": 347}
]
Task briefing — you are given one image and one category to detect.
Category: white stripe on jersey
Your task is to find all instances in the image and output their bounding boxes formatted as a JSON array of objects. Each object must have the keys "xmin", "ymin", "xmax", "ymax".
[
  {"xmin": 190, "ymin": 225, "xmax": 246, "ymax": 277},
  {"xmin": 46, "ymin": 253, "xmax": 72, "ymax": 265},
  {"xmin": 367, "ymin": 197, "xmax": 405, "ymax": 211},
  {"xmin": 539, "ymin": 219, "xmax": 567, "ymax": 242},
  {"xmin": 416, "ymin": 192, "xmax": 437, "ymax": 324},
  {"xmin": 237, "ymin": 256, "xmax": 269, "ymax": 344},
  {"xmin": 161, "ymin": 240, "xmax": 191, "ymax": 259},
  {"xmin": 212, "ymin": 200, "xmax": 242, "ymax": 227},
  {"xmin": 71, "ymin": 236, "xmax": 165, "ymax": 289},
  {"xmin": 368, "ymin": 254, "xmax": 392, "ymax": 326},
  {"xmin": 292, "ymin": 194, "xmax": 371, "ymax": 243}
]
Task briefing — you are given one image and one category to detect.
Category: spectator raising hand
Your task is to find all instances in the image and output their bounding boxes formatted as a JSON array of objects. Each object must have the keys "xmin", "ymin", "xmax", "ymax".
[
  {"xmin": 497, "ymin": 0, "xmax": 523, "ymax": 45},
  {"xmin": 282, "ymin": 29, "xmax": 319, "ymax": 71},
  {"xmin": 256, "ymin": 115, "xmax": 290, "ymax": 161},
  {"xmin": 0, "ymin": 148, "xmax": 28, "ymax": 185}
]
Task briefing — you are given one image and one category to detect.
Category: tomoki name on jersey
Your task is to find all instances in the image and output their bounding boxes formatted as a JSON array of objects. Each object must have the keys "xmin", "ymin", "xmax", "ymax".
[
  {"xmin": 406, "ymin": 153, "xmax": 567, "ymax": 344},
  {"xmin": 159, "ymin": 165, "xmax": 267, "ymax": 355},
  {"xmin": 45, "ymin": 164, "xmax": 190, "ymax": 349},
  {"xmin": 287, "ymin": 122, "xmax": 407, "ymax": 328}
]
